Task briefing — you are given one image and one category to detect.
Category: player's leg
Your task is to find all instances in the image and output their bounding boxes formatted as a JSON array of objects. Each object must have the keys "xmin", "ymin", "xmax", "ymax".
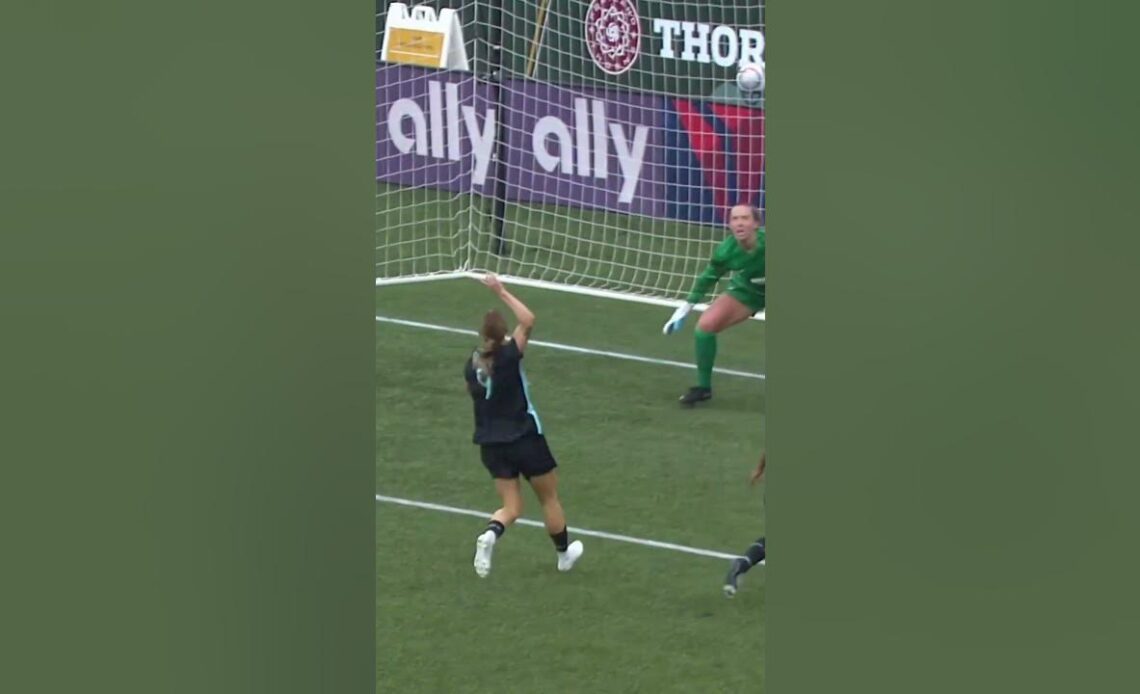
[
  {"xmin": 528, "ymin": 470, "xmax": 564, "ymax": 533},
  {"xmin": 473, "ymin": 478, "xmax": 522, "ymax": 578},
  {"xmin": 474, "ymin": 445, "xmax": 524, "ymax": 578},
  {"xmin": 723, "ymin": 537, "xmax": 766, "ymax": 598},
  {"xmin": 491, "ymin": 477, "xmax": 525, "ymax": 527},
  {"xmin": 680, "ymin": 294, "xmax": 755, "ymax": 405},
  {"xmin": 528, "ymin": 461, "xmax": 584, "ymax": 572}
]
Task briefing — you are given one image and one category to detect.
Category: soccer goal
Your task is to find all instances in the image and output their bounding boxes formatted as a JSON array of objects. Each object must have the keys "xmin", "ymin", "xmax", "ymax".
[{"xmin": 376, "ymin": 1, "xmax": 765, "ymax": 314}]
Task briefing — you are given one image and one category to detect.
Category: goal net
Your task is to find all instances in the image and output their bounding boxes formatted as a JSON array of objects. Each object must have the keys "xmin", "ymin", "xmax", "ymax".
[{"xmin": 376, "ymin": 1, "xmax": 765, "ymax": 309}]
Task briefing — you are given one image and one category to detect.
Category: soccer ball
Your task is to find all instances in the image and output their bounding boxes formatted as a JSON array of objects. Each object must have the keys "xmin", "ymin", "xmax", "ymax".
[{"xmin": 736, "ymin": 62, "xmax": 765, "ymax": 94}]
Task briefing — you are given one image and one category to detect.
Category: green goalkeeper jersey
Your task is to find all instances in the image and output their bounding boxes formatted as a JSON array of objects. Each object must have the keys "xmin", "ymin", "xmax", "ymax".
[{"xmin": 686, "ymin": 227, "xmax": 766, "ymax": 311}]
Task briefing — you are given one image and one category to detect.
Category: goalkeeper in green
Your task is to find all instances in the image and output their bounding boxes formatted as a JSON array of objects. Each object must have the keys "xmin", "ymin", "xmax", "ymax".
[{"xmin": 663, "ymin": 205, "xmax": 765, "ymax": 406}]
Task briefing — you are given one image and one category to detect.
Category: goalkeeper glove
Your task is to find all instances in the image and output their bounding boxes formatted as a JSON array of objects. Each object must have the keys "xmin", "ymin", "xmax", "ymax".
[{"xmin": 662, "ymin": 303, "xmax": 693, "ymax": 335}]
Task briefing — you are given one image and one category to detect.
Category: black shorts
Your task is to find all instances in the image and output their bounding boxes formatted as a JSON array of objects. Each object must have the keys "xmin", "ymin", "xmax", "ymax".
[{"xmin": 479, "ymin": 434, "xmax": 558, "ymax": 480}]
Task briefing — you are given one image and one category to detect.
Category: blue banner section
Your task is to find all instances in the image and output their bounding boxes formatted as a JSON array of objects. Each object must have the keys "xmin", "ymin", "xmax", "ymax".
[{"xmin": 663, "ymin": 97, "xmax": 765, "ymax": 226}]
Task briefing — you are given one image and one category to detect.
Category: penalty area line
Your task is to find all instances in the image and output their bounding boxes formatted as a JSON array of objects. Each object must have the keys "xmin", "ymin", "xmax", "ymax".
[
  {"xmin": 376, "ymin": 494, "xmax": 743, "ymax": 561},
  {"xmin": 375, "ymin": 315, "xmax": 765, "ymax": 380}
]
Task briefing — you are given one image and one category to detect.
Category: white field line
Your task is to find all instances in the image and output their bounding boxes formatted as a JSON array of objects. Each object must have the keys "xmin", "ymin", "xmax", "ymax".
[
  {"xmin": 375, "ymin": 316, "xmax": 766, "ymax": 380},
  {"xmin": 375, "ymin": 272, "xmax": 766, "ymax": 322},
  {"xmin": 376, "ymin": 494, "xmax": 744, "ymax": 561}
]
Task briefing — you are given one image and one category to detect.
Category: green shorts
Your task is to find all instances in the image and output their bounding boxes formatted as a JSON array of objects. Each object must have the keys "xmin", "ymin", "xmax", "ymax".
[{"xmin": 726, "ymin": 283, "xmax": 765, "ymax": 315}]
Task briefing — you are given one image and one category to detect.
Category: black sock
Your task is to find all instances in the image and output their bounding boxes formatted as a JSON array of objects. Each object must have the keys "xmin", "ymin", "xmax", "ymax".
[
  {"xmin": 485, "ymin": 520, "xmax": 505, "ymax": 539},
  {"xmin": 551, "ymin": 526, "xmax": 569, "ymax": 552},
  {"xmin": 744, "ymin": 537, "xmax": 766, "ymax": 568}
]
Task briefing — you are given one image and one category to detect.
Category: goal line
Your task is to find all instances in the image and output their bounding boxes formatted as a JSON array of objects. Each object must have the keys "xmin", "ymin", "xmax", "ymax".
[{"xmin": 375, "ymin": 271, "xmax": 766, "ymax": 321}]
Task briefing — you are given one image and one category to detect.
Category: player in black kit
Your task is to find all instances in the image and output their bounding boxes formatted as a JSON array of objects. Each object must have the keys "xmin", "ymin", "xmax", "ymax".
[
  {"xmin": 465, "ymin": 273, "xmax": 584, "ymax": 578},
  {"xmin": 724, "ymin": 451, "xmax": 767, "ymax": 597}
]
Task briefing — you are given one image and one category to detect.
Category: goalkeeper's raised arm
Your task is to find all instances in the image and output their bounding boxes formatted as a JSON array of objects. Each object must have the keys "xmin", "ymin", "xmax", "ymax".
[{"xmin": 662, "ymin": 204, "xmax": 766, "ymax": 406}]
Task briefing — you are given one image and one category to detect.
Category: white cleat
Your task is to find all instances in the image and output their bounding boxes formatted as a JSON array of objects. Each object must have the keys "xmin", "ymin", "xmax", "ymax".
[
  {"xmin": 557, "ymin": 540, "xmax": 584, "ymax": 572},
  {"xmin": 473, "ymin": 531, "xmax": 496, "ymax": 578}
]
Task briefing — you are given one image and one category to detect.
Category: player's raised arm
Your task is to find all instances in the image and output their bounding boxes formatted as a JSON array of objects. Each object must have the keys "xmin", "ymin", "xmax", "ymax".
[
  {"xmin": 662, "ymin": 241, "xmax": 730, "ymax": 335},
  {"xmin": 481, "ymin": 274, "xmax": 535, "ymax": 352}
]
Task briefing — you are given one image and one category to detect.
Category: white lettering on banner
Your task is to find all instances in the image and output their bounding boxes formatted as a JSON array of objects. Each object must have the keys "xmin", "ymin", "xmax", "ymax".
[
  {"xmin": 385, "ymin": 80, "xmax": 648, "ymax": 204},
  {"xmin": 445, "ymin": 82, "xmax": 461, "ymax": 160},
  {"xmin": 388, "ymin": 100, "xmax": 427, "ymax": 156},
  {"xmin": 681, "ymin": 22, "xmax": 711, "ymax": 64},
  {"xmin": 653, "ymin": 20, "xmax": 764, "ymax": 67},
  {"xmin": 652, "ymin": 19, "xmax": 681, "ymax": 59},
  {"xmin": 738, "ymin": 29, "xmax": 765, "ymax": 66},
  {"xmin": 592, "ymin": 99, "xmax": 608, "ymax": 180},
  {"xmin": 679, "ymin": 21, "xmax": 698, "ymax": 61},
  {"xmin": 710, "ymin": 25, "xmax": 738, "ymax": 67},
  {"xmin": 608, "ymin": 122, "xmax": 648, "ymax": 203},
  {"xmin": 575, "ymin": 98, "xmax": 591, "ymax": 176},
  {"xmin": 461, "ymin": 104, "xmax": 496, "ymax": 186},
  {"xmin": 532, "ymin": 96, "xmax": 648, "ymax": 204},
  {"xmin": 428, "ymin": 81, "xmax": 445, "ymax": 158},
  {"xmin": 534, "ymin": 116, "xmax": 574, "ymax": 174},
  {"xmin": 388, "ymin": 92, "xmax": 495, "ymax": 182}
]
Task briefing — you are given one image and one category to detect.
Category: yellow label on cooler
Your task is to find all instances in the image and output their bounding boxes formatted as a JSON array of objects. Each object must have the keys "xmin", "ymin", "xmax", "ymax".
[{"xmin": 386, "ymin": 28, "xmax": 446, "ymax": 67}]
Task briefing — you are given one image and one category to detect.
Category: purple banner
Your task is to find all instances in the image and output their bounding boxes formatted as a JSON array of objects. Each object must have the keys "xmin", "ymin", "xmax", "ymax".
[
  {"xmin": 376, "ymin": 67, "xmax": 480, "ymax": 194},
  {"xmin": 377, "ymin": 64, "xmax": 762, "ymax": 222},
  {"xmin": 501, "ymin": 83, "xmax": 666, "ymax": 217}
]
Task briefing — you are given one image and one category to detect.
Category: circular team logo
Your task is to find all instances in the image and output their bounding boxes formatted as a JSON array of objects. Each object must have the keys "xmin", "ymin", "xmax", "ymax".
[{"xmin": 584, "ymin": 0, "xmax": 642, "ymax": 76}]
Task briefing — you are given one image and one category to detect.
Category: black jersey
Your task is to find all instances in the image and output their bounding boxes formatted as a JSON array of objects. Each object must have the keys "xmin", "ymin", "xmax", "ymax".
[{"xmin": 464, "ymin": 339, "xmax": 543, "ymax": 445}]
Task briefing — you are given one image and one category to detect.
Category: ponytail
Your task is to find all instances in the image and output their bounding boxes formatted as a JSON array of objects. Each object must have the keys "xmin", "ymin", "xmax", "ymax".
[{"xmin": 474, "ymin": 309, "xmax": 509, "ymax": 380}]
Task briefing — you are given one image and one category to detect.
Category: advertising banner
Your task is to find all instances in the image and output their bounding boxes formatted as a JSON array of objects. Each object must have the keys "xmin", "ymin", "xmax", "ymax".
[
  {"xmin": 376, "ymin": 1, "xmax": 765, "ymax": 99},
  {"xmin": 377, "ymin": 64, "xmax": 763, "ymax": 224}
]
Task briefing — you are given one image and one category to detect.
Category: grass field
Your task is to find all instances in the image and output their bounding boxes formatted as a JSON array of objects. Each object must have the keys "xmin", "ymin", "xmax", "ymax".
[{"xmin": 376, "ymin": 278, "xmax": 767, "ymax": 692}]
